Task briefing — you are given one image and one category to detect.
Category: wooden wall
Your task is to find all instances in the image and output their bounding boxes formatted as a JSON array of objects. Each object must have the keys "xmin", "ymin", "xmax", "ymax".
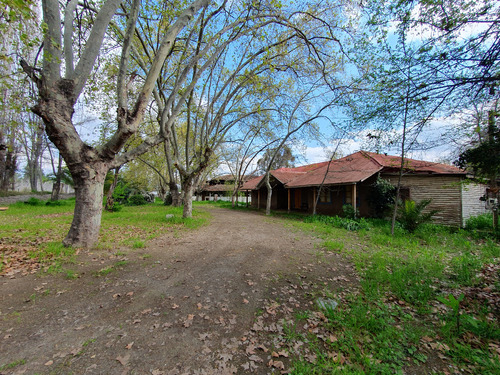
[{"xmin": 383, "ymin": 174, "xmax": 463, "ymax": 226}]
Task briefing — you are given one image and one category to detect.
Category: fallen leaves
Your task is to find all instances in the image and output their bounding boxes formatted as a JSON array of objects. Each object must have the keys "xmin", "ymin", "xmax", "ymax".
[
  {"xmin": 183, "ymin": 314, "xmax": 195, "ymax": 328},
  {"xmin": 116, "ymin": 354, "xmax": 130, "ymax": 366}
]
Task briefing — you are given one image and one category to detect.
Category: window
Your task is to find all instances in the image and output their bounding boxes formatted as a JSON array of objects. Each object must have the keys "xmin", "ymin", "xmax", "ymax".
[
  {"xmin": 319, "ymin": 188, "xmax": 331, "ymax": 203},
  {"xmin": 399, "ymin": 187, "xmax": 410, "ymax": 202},
  {"xmin": 344, "ymin": 187, "xmax": 352, "ymax": 205}
]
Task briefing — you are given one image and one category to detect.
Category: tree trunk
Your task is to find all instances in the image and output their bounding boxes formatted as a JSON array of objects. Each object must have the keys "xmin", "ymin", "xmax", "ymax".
[
  {"xmin": 63, "ymin": 164, "xmax": 108, "ymax": 248},
  {"xmin": 169, "ymin": 181, "xmax": 182, "ymax": 206},
  {"xmin": 105, "ymin": 166, "xmax": 121, "ymax": 211},
  {"xmin": 51, "ymin": 153, "xmax": 63, "ymax": 201},
  {"xmin": 488, "ymin": 110, "xmax": 499, "ymax": 230},
  {"xmin": 265, "ymin": 172, "xmax": 272, "ymax": 216},
  {"xmin": 182, "ymin": 177, "xmax": 194, "ymax": 218}
]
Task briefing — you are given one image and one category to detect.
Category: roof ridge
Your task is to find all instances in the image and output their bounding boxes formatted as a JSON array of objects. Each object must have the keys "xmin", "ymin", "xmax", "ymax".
[{"xmin": 359, "ymin": 150, "xmax": 384, "ymax": 168}]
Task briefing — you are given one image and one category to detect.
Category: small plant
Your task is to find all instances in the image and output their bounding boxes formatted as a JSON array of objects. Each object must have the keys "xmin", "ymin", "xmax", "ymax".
[
  {"xmin": 341, "ymin": 204, "xmax": 358, "ymax": 219},
  {"xmin": 133, "ymin": 240, "xmax": 145, "ymax": 248},
  {"xmin": 128, "ymin": 194, "xmax": 147, "ymax": 206},
  {"xmin": 437, "ymin": 293, "xmax": 464, "ymax": 335},
  {"xmin": 465, "ymin": 212, "xmax": 493, "ymax": 231},
  {"xmin": 65, "ymin": 269, "xmax": 79, "ymax": 279},
  {"xmin": 397, "ymin": 199, "xmax": 438, "ymax": 233}
]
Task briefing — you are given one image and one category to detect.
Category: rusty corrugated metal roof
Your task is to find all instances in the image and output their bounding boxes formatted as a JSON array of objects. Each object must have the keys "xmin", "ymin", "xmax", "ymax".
[
  {"xmin": 240, "ymin": 161, "xmax": 330, "ymax": 190},
  {"xmin": 241, "ymin": 175, "xmax": 263, "ymax": 190},
  {"xmin": 286, "ymin": 151, "xmax": 465, "ymax": 188}
]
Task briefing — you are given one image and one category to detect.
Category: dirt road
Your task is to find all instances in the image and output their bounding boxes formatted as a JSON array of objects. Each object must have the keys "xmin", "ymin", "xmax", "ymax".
[{"xmin": 0, "ymin": 207, "xmax": 357, "ymax": 374}]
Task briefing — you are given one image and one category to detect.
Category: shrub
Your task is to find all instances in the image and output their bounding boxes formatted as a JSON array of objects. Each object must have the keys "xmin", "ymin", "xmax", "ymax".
[
  {"xmin": 45, "ymin": 200, "xmax": 64, "ymax": 206},
  {"xmin": 341, "ymin": 204, "xmax": 359, "ymax": 219},
  {"xmin": 163, "ymin": 192, "xmax": 173, "ymax": 206},
  {"xmin": 368, "ymin": 176, "xmax": 396, "ymax": 218},
  {"xmin": 465, "ymin": 213, "xmax": 493, "ymax": 231},
  {"xmin": 109, "ymin": 202, "xmax": 123, "ymax": 212},
  {"xmin": 128, "ymin": 194, "xmax": 147, "ymax": 206},
  {"xmin": 397, "ymin": 199, "xmax": 438, "ymax": 233},
  {"xmin": 24, "ymin": 197, "xmax": 43, "ymax": 206},
  {"xmin": 304, "ymin": 214, "xmax": 369, "ymax": 231}
]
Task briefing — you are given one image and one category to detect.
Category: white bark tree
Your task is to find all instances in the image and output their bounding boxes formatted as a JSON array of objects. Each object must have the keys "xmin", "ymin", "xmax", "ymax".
[{"xmin": 21, "ymin": 0, "xmax": 210, "ymax": 247}]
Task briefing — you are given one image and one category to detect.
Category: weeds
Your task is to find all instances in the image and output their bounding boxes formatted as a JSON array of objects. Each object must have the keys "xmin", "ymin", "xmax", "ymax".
[
  {"xmin": 284, "ymin": 213, "xmax": 500, "ymax": 374},
  {"xmin": 0, "ymin": 359, "xmax": 26, "ymax": 371}
]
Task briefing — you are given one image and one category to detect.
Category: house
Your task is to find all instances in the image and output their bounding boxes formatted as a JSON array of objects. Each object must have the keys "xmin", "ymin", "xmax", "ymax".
[
  {"xmin": 198, "ymin": 174, "xmax": 255, "ymax": 201},
  {"xmin": 241, "ymin": 151, "xmax": 488, "ymax": 227}
]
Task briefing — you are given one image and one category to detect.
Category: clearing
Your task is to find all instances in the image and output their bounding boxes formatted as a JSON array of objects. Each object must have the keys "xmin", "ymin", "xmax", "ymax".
[{"xmin": 0, "ymin": 206, "xmax": 357, "ymax": 374}]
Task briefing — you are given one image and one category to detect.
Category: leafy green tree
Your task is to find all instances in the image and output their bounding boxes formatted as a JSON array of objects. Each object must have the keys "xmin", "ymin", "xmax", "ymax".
[
  {"xmin": 456, "ymin": 109, "xmax": 500, "ymax": 229},
  {"xmin": 257, "ymin": 145, "xmax": 296, "ymax": 173}
]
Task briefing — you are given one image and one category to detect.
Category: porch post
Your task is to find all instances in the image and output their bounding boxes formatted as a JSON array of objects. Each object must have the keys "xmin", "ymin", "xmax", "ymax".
[
  {"xmin": 287, "ymin": 189, "xmax": 291, "ymax": 213},
  {"xmin": 352, "ymin": 183, "xmax": 357, "ymax": 216},
  {"xmin": 246, "ymin": 191, "xmax": 249, "ymax": 207},
  {"xmin": 258, "ymin": 189, "xmax": 260, "ymax": 209}
]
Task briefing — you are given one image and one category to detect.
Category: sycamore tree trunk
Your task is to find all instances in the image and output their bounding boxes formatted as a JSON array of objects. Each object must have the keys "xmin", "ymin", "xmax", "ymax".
[
  {"xmin": 105, "ymin": 166, "xmax": 120, "ymax": 211},
  {"xmin": 63, "ymin": 162, "xmax": 108, "ymax": 247},
  {"xmin": 181, "ymin": 177, "xmax": 195, "ymax": 218},
  {"xmin": 265, "ymin": 172, "xmax": 272, "ymax": 216},
  {"xmin": 169, "ymin": 181, "xmax": 182, "ymax": 207},
  {"xmin": 51, "ymin": 153, "xmax": 63, "ymax": 201}
]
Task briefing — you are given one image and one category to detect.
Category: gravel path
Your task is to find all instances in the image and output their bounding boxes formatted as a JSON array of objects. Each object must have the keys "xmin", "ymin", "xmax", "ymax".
[{"xmin": 0, "ymin": 206, "xmax": 357, "ymax": 374}]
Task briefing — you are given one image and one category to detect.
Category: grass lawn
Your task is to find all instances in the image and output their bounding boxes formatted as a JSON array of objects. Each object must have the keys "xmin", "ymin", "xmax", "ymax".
[
  {"xmin": 270, "ymin": 211, "xmax": 500, "ymax": 374},
  {"xmin": 0, "ymin": 197, "xmax": 208, "ymax": 275}
]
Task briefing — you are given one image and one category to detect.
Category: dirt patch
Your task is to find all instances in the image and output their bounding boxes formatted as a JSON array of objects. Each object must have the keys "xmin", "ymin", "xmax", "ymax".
[{"xmin": 0, "ymin": 207, "xmax": 357, "ymax": 374}]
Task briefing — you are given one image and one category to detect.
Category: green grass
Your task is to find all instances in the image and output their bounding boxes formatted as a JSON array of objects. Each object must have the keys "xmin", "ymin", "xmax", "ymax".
[
  {"xmin": 0, "ymin": 198, "xmax": 209, "ymax": 276},
  {"xmin": 283, "ymin": 214, "xmax": 500, "ymax": 374},
  {"xmin": 93, "ymin": 260, "xmax": 129, "ymax": 277},
  {"xmin": 0, "ymin": 359, "xmax": 26, "ymax": 371}
]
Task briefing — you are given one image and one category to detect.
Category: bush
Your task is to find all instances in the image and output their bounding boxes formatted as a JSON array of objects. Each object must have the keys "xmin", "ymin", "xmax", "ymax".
[
  {"xmin": 45, "ymin": 200, "xmax": 64, "ymax": 206},
  {"xmin": 304, "ymin": 214, "xmax": 369, "ymax": 231},
  {"xmin": 109, "ymin": 202, "xmax": 123, "ymax": 212},
  {"xmin": 397, "ymin": 199, "xmax": 438, "ymax": 233},
  {"xmin": 112, "ymin": 181, "xmax": 131, "ymax": 204},
  {"xmin": 128, "ymin": 194, "xmax": 147, "ymax": 206},
  {"xmin": 163, "ymin": 192, "xmax": 173, "ymax": 206},
  {"xmin": 24, "ymin": 197, "xmax": 43, "ymax": 206},
  {"xmin": 341, "ymin": 204, "xmax": 359, "ymax": 219},
  {"xmin": 368, "ymin": 176, "xmax": 396, "ymax": 218},
  {"xmin": 465, "ymin": 213, "xmax": 493, "ymax": 231}
]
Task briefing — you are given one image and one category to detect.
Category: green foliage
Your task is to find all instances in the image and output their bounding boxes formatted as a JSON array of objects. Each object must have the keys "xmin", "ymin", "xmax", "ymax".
[
  {"xmin": 368, "ymin": 176, "xmax": 396, "ymax": 218},
  {"xmin": 304, "ymin": 214, "xmax": 369, "ymax": 231},
  {"xmin": 257, "ymin": 144, "xmax": 296, "ymax": 173},
  {"xmin": 450, "ymin": 253, "xmax": 482, "ymax": 286},
  {"xmin": 456, "ymin": 138, "xmax": 500, "ymax": 181},
  {"xmin": 45, "ymin": 168, "xmax": 74, "ymax": 187},
  {"xmin": 437, "ymin": 293, "xmax": 465, "ymax": 335},
  {"xmin": 112, "ymin": 181, "xmax": 132, "ymax": 204},
  {"xmin": 341, "ymin": 204, "xmax": 359, "ymax": 219},
  {"xmin": 397, "ymin": 199, "xmax": 438, "ymax": 233},
  {"xmin": 466, "ymin": 213, "xmax": 494, "ymax": 231},
  {"xmin": 23, "ymin": 197, "xmax": 43, "ymax": 206},
  {"xmin": 128, "ymin": 193, "xmax": 146, "ymax": 206},
  {"xmin": 284, "ymin": 212, "xmax": 500, "ymax": 374},
  {"xmin": 0, "ymin": 359, "xmax": 26, "ymax": 372}
]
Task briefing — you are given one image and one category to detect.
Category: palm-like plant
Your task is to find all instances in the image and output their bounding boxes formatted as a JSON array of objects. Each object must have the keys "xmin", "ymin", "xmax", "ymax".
[{"xmin": 397, "ymin": 199, "xmax": 438, "ymax": 233}]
